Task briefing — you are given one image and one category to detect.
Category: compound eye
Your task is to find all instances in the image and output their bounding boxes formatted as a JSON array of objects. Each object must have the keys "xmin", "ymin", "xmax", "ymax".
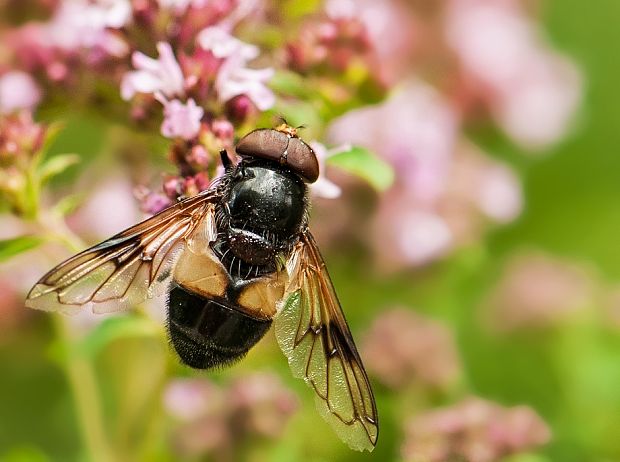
[{"xmin": 235, "ymin": 128, "xmax": 319, "ymax": 183}]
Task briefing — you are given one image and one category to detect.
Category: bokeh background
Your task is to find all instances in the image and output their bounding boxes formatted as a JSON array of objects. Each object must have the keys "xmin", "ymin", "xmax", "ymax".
[{"xmin": 0, "ymin": 0, "xmax": 619, "ymax": 461}]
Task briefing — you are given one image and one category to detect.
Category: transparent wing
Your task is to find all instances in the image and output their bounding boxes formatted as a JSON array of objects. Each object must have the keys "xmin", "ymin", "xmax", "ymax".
[
  {"xmin": 25, "ymin": 190, "xmax": 219, "ymax": 314},
  {"xmin": 274, "ymin": 231, "xmax": 378, "ymax": 451}
]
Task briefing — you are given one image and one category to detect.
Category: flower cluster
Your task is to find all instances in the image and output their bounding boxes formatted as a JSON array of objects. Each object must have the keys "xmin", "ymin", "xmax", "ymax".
[
  {"xmin": 1, "ymin": 0, "xmax": 282, "ymax": 212},
  {"xmin": 401, "ymin": 397, "xmax": 551, "ymax": 462},
  {"xmin": 446, "ymin": 0, "xmax": 582, "ymax": 150},
  {"xmin": 121, "ymin": 30, "xmax": 274, "ymax": 140},
  {"xmin": 329, "ymin": 82, "xmax": 523, "ymax": 268},
  {"xmin": 163, "ymin": 373, "xmax": 298, "ymax": 457},
  {"xmin": 483, "ymin": 251, "xmax": 596, "ymax": 331},
  {"xmin": 0, "ymin": 112, "xmax": 48, "ymax": 216},
  {"xmin": 361, "ymin": 307, "xmax": 461, "ymax": 390}
]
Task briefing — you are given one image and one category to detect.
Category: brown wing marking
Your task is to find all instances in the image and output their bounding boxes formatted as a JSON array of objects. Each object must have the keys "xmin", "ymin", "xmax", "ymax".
[
  {"xmin": 25, "ymin": 191, "xmax": 219, "ymax": 314},
  {"xmin": 274, "ymin": 231, "xmax": 378, "ymax": 451}
]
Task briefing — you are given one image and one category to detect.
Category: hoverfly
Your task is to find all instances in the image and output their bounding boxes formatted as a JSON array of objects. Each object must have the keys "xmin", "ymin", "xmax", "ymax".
[{"xmin": 25, "ymin": 124, "xmax": 378, "ymax": 451}]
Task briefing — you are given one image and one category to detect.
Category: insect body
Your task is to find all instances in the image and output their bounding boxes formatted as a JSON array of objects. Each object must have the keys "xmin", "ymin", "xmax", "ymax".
[{"xmin": 25, "ymin": 124, "xmax": 378, "ymax": 451}]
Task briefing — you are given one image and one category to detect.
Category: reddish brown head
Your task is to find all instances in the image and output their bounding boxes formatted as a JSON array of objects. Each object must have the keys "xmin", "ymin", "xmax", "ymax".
[{"xmin": 235, "ymin": 124, "xmax": 320, "ymax": 183}]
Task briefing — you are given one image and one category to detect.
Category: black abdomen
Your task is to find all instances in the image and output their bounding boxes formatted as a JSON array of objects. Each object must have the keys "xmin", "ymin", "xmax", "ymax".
[{"xmin": 167, "ymin": 285, "xmax": 272, "ymax": 370}]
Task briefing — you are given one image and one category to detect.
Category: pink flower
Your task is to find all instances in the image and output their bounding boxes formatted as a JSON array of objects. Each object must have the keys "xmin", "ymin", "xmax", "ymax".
[
  {"xmin": 121, "ymin": 42, "xmax": 185, "ymax": 100},
  {"xmin": 475, "ymin": 163, "xmax": 522, "ymax": 224},
  {"xmin": 328, "ymin": 81, "xmax": 523, "ymax": 269},
  {"xmin": 164, "ymin": 378, "xmax": 221, "ymax": 422},
  {"xmin": 155, "ymin": 95, "xmax": 204, "ymax": 140},
  {"xmin": 308, "ymin": 141, "xmax": 345, "ymax": 199},
  {"xmin": 68, "ymin": 178, "xmax": 140, "ymax": 239},
  {"xmin": 328, "ymin": 81, "xmax": 458, "ymax": 204},
  {"xmin": 493, "ymin": 52, "xmax": 582, "ymax": 150},
  {"xmin": 402, "ymin": 397, "xmax": 551, "ymax": 462},
  {"xmin": 324, "ymin": 0, "xmax": 415, "ymax": 83},
  {"xmin": 362, "ymin": 308, "xmax": 461, "ymax": 389},
  {"xmin": 483, "ymin": 251, "xmax": 595, "ymax": 331},
  {"xmin": 445, "ymin": 143, "xmax": 523, "ymax": 226},
  {"xmin": 228, "ymin": 372, "xmax": 298, "ymax": 438},
  {"xmin": 134, "ymin": 185, "xmax": 173, "ymax": 215},
  {"xmin": 446, "ymin": 0, "xmax": 582, "ymax": 150},
  {"xmin": 157, "ymin": 0, "xmax": 208, "ymax": 14},
  {"xmin": 162, "ymin": 374, "xmax": 297, "ymax": 458},
  {"xmin": 197, "ymin": 27, "xmax": 275, "ymax": 111},
  {"xmin": 0, "ymin": 71, "xmax": 42, "ymax": 114},
  {"xmin": 446, "ymin": 1, "xmax": 534, "ymax": 91},
  {"xmin": 373, "ymin": 196, "xmax": 453, "ymax": 268},
  {"xmin": 46, "ymin": 0, "xmax": 131, "ymax": 54},
  {"xmin": 216, "ymin": 55, "xmax": 275, "ymax": 110},
  {"xmin": 196, "ymin": 26, "xmax": 260, "ymax": 60},
  {"xmin": 163, "ymin": 378, "xmax": 230, "ymax": 456}
]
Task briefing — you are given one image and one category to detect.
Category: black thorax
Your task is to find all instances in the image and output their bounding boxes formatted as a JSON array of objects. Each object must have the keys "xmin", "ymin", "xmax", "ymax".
[{"xmin": 212, "ymin": 160, "xmax": 308, "ymax": 279}]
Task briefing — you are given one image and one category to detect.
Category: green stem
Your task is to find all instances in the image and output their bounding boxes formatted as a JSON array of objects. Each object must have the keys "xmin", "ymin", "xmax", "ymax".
[
  {"xmin": 53, "ymin": 317, "xmax": 113, "ymax": 462},
  {"xmin": 37, "ymin": 212, "xmax": 114, "ymax": 461}
]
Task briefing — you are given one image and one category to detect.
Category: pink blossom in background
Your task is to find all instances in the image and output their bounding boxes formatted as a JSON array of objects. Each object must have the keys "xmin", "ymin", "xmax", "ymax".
[
  {"xmin": 445, "ymin": 143, "xmax": 523, "ymax": 227},
  {"xmin": 215, "ymin": 55, "xmax": 275, "ymax": 110},
  {"xmin": 121, "ymin": 42, "xmax": 185, "ymax": 101},
  {"xmin": 196, "ymin": 27, "xmax": 275, "ymax": 110},
  {"xmin": 134, "ymin": 185, "xmax": 173, "ymax": 215},
  {"xmin": 66, "ymin": 177, "xmax": 140, "ymax": 240},
  {"xmin": 228, "ymin": 372, "xmax": 298, "ymax": 438},
  {"xmin": 324, "ymin": 0, "xmax": 356, "ymax": 19},
  {"xmin": 157, "ymin": 0, "xmax": 209, "ymax": 14},
  {"xmin": 494, "ymin": 52, "xmax": 582, "ymax": 150},
  {"xmin": 45, "ymin": 0, "xmax": 131, "ymax": 54},
  {"xmin": 327, "ymin": 81, "xmax": 457, "ymax": 268},
  {"xmin": 157, "ymin": 0, "xmax": 192, "ymax": 14},
  {"xmin": 482, "ymin": 251, "xmax": 596, "ymax": 331},
  {"xmin": 324, "ymin": 0, "xmax": 416, "ymax": 84},
  {"xmin": 0, "ymin": 111, "xmax": 46, "ymax": 160},
  {"xmin": 0, "ymin": 71, "xmax": 42, "ymax": 114},
  {"xmin": 328, "ymin": 80, "xmax": 524, "ymax": 268},
  {"xmin": 156, "ymin": 95, "xmax": 204, "ymax": 140},
  {"xmin": 308, "ymin": 141, "xmax": 345, "ymax": 199},
  {"xmin": 196, "ymin": 26, "xmax": 260, "ymax": 60},
  {"xmin": 163, "ymin": 374, "xmax": 297, "ymax": 457},
  {"xmin": 164, "ymin": 378, "xmax": 223, "ymax": 422},
  {"xmin": 446, "ymin": 0, "xmax": 582, "ymax": 150},
  {"xmin": 372, "ymin": 195, "xmax": 453, "ymax": 268},
  {"xmin": 163, "ymin": 378, "xmax": 230, "ymax": 456},
  {"xmin": 446, "ymin": 0, "xmax": 535, "ymax": 91},
  {"xmin": 474, "ymin": 163, "xmax": 522, "ymax": 224},
  {"xmin": 402, "ymin": 397, "xmax": 551, "ymax": 462},
  {"xmin": 328, "ymin": 81, "xmax": 458, "ymax": 205},
  {"xmin": 362, "ymin": 308, "xmax": 461, "ymax": 389}
]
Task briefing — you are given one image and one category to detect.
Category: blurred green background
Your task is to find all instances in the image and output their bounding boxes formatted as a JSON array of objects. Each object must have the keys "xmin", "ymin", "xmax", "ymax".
[{"xmin": 2, "ymin": 1, "xmax": 620, "ymax": 461}]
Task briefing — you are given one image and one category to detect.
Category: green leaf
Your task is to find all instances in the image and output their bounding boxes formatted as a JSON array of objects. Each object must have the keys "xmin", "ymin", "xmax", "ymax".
[
  {"xmin": 1, "ymin": 446, "xmax": 50, "ymax": 462},
  {"xmin": 77, "ymin": 315, "xmax": 161, "ymax": 359},
  {"xmin": 0, "ymin": 236, "xmax": 43, "ymax": 262},
  {"xmin": 281, "ymin": 0, "xmax": 320, "ymax": 18},
  {"xmin": 502, "ymin": 454, "xmax": 552, "ymax": 462},
  {"xmin": 327, "ymin": 146, "xmax": 395, "ymax": 191},
  {"xmin": 29, "ymin": 121, "xmax": 65, "ymax": 168},
  {"xmin": 270, "ymin": 70, "xmax": 309, "ymax": 98},
  {"xmin": 52, "ymin": 193, "xmax": 85, "ymax": 217},
  {"xmin": 39, "ymin": 122, "xmax": 65, "ymax": 156},
  {"xmin": 37, "ymin": 153, "xmax": 80, "ymax": 184}
]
